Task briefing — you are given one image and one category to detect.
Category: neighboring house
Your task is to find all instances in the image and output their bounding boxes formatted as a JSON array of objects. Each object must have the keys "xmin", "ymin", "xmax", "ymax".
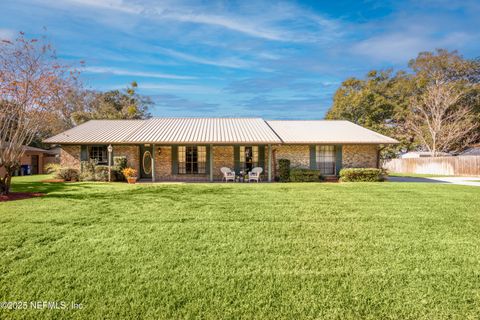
[
  {"xmin": 0, "ymin": 145, "xmax": 56, "ymax": 177},
  {"xmin": 44, "ymin": 118, "xmax": 398, "ymax": 182},
  {"xmin": 400, "ymin": 151, "xmax": 451, "ymax": 159}
]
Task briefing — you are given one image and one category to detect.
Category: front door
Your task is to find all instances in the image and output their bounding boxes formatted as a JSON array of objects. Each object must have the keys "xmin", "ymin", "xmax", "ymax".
[
  {"xmin": 31, "ymin": 155, "xmax": 39, "ymax": 174},
  {"xmin": 140, "ymin": 145, "xmax": 153, "ymax": 179}
]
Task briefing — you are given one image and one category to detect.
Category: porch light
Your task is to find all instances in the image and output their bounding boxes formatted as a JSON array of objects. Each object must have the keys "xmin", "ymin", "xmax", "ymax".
[{"xmin": 107, "ymin": 144, "xmax": 113, "ymax": 182}]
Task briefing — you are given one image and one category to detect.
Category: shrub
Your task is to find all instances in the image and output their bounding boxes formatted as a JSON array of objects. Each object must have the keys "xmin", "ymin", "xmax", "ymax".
[
  {"xmin": 44, "ymin": 163, "xmax": 61, "ymax": 174},
  {"xmin": 289, "ymin": 169, "xmax": 324, "ymax": 182},
  {"xmin": 339, "ymin": 168, "xmax": 386, "ymax": 182},
  {"xmin": 278, "ymin": 159, "xmax": 290, "ymax": 182},
  {"xmin": 80, "ymin": 159, "xmax": 97, "ymax": 181},
  {"xmin": 94, "ymin": 165, "xmax": 109, "ymax": 182},
  {"xmin": 113, "ymin": 156, "xmax": 128, "ymax": 170},
  {"xmin": 55, "ymin": 168, "xmax": 79, "ymax": 182},
  {"xmin": 113, "ymin": 156, "xmax": 127, "ymax": 181},
  {"xmin": 122, "ymin": 167, "xmax": 137, "ymax": 179},
  {"xmin": 111, "ymin": 166, "xmax": 123, "ymax": 181}
]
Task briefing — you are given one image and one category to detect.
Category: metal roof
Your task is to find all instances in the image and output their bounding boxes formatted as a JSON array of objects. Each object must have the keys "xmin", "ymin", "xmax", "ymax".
[
  {"xmin": 44, "ymin": 118, "xmax": 398, "ymax": 145},
  {"xmin": 266, "ymin": 120, "xmax": 399, "ymax": 144},
  {"xmin": 43, "ymin": 120, "xmax": 145, "ymax": 144},
  {"xmin": 125, "ymin": 118, "xmax": 281, "ymax": 143},
  {"xmin": 44, "ymin": 118, "xmax": 282, "ymax": 144}
]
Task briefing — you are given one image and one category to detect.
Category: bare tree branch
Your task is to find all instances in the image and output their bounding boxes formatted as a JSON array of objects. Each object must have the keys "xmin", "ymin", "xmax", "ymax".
[
  {"xmin": 0, "ymin": 32, "xmax": 79, "ymax": 194},
  {"xmin": 407, "ymin": 81, "xmax": 479, "ymax": 156}
]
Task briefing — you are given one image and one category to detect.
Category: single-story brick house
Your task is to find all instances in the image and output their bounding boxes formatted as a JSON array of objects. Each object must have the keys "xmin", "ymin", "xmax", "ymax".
[
  {"xmin": 0, "ymin": 145, "xmax": 57, "ymax": 177},
  {"xmin": 44, "ymin": 118, "xmax": 398, "ymax": 182}
]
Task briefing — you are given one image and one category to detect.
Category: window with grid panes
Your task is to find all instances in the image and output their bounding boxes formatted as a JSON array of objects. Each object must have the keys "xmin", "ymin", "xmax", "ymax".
[
  {"xmin": 178, "ymin": 146, "xmax": 206, "ymax": 174},
  {"xmin": 88, "ymin": 146, "xmax": 108, "ymax": 164},
  {"xmin": 316, "ymin": 145, "xmax": 336, "ymax": 175},
  {"xmin": 239, "ymin": 146, "xmax": 258, "ymax": 172}
]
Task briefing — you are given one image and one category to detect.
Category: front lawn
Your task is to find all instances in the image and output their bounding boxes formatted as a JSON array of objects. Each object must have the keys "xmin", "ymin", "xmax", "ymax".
[{"xmin": 1, "ymin": 175, "xmax": 479, "ymax": 319}]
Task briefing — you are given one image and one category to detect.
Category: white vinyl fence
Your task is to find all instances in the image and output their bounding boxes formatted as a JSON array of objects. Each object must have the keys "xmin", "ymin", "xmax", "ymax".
[{"xmin": 383, "ymin": 156, "xmax": 480, "ymax": 176}]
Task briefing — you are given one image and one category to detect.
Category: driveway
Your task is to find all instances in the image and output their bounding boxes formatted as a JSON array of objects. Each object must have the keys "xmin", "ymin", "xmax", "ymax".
[{"xmin": 388, "ymin": 176, "xmax": 480, "ymax": 187}]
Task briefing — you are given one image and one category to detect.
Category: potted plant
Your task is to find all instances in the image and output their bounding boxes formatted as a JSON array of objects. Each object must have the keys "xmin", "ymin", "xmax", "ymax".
[{"xmin": 122, "ymin": 167, "xmax": 137, "ymax": 184}]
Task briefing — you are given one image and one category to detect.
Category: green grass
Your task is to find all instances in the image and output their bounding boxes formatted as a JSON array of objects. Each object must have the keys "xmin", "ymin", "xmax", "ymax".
[{"xmin": 1, "ymin": 175, "xmax": 480, "ymax": 319}]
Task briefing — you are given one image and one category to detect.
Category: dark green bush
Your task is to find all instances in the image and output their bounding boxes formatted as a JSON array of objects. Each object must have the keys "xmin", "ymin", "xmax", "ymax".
[
  {"xmin": 278, "ymin": 159, "xmax": 291, "ymax": 182},
  {"xmin": 94, "ymin": 165, "xmax": 109, "ymax": 182},
  {"xmin": 80, "ymin": 159, "xmax": 97, "ymax": 181},
  {"xmin": 339, "ymin": 168, "xmax": 386, "ymax": 182},
  {"xmin": 80, "ymin": 158, "xmax": 124, "ymax": 182},
  {"xmin": 94, "ymin": 165, "xmax": 123, "ymax": 182},
  {"xmin": 55, "ymin": 168, "xmax": 80, "ymax": 181},
  {"xmin": 289, "ymin": 169, "xmax": 324, "ymax": 182},
  {"xmin": 113, "ymin": 156, "xmax": 127, "ymax": 170},
  {"xmin": 111, "ymin": 166, "xmax": 123, "ymax": 181}
]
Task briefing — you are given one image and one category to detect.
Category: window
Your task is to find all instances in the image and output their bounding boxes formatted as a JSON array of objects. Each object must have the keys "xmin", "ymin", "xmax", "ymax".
[
  {"xmin": 240, "ymin": 146, "xmax": 258, "ymax": 172},
  {"xmin": 316, "ymin": 145, "xmax": 336, "ymax": 175},
  {"xmin": 89, "ymin": 146, "xmax": 108, "ymax": 164},
  {"xmin": 178, "ymin": 146, "xmax": 206, "ymax": 174}
]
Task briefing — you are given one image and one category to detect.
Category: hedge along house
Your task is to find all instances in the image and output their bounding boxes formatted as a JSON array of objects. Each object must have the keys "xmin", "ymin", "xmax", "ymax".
[{"xmin": 44, "ymin": 118, "xmax": 398, "ymax": 182}]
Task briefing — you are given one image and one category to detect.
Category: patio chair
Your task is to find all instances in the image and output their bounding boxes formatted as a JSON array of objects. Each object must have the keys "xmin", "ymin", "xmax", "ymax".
[
  {"xmin": 220, "ymin": 167, "xmax": 236, "ymax": 182},
  {"xmin": 248, "ymin": 167, "xmax": 263, "ymax": 182}
]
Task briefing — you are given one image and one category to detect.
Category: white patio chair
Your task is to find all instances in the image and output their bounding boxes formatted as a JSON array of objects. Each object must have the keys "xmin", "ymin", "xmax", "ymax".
[
  {"xmin": 248, "ymin": 167, "xmax": 263, "ymax": 182},
  {"xmin": 220, "ymin": 167, "xmax": 236, "ymax": 182}
]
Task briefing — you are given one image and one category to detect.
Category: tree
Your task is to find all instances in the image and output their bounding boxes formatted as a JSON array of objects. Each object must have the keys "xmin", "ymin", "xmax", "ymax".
[
  {"xmin": 407, "ymin": 81, "xmax": 478, "ymax": 155},
  {"xmin": 326, "ymin": 49, "xmax": 480, "ymax": 157},
  {"xmin": 72, "ymin": 81, "xmax": 152, "ymax": 124},
  {"xmin": 0, "ymin": 32, "xmax": 78, "ymax": 194},
  {"xmin": 326, "ymin": 70, "xmax": 416, "ymax": 157}
]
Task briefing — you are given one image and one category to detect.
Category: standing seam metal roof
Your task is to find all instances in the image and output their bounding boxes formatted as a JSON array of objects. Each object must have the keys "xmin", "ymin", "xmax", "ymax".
[
  {"xmin": 123, "ymin": 118, "xmax": 282, "ymax": 143},
  {"xmin": 44, "ymin": 118, "xmax": 398, "ymax": 144},
  {"xmin": 44, "ymin": 118, "xmax": 283, "ymax": 144},
  {"xmin": 266, "ymin": 120, "xmax": 399, "ymax": 144}
]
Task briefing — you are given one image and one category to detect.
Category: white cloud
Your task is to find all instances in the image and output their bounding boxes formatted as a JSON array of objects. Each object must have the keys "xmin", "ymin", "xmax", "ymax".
[
  {"xmin": 155, "ymin": 47, "xmax": 251, "ymax": 69},
  {"xmin": 42, "ymin": 0, "xmax": 340, "ymax": 43},
  {"xmin": 0, "ymin": 28, "xmax": 16, "ymax": 41},
  {"xmin": 84, "ymin": 66, "xmax": 196, "ymax": 79},
  {"xmin": 61, "ymin": 0, "xmax": 142, "ymax": 14},
  {"xmin": 135, "ymin": 83, "xmax": 221, "ymax": 94},
  {"xmin": 352, "ymin": 31, "xmax": 474, "ymax": 63}
]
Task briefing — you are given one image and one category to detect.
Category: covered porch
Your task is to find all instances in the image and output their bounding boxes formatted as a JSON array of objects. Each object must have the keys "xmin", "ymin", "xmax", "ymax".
[{"xmin": 138, "ymin": 144, "xmax": 274, "ymax": 183}]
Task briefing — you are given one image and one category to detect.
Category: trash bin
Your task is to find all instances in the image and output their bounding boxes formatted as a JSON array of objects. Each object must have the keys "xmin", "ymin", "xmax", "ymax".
[{"xmin": 20, "ymin": 165, "xmax": 31, "ymax": 176}]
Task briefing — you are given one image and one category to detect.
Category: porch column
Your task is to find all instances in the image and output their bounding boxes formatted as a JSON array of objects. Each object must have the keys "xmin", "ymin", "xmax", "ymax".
[
  {"xmin": 268, "ymin": 144, "xmax": 272, "ymax": 182},
  {"xmin": 209, "ymin": 144, "xmax": 214, "ymax": 182},
  {"xmin": 151, "ymin": 144, "xmax": 156, "ymax": 182}
]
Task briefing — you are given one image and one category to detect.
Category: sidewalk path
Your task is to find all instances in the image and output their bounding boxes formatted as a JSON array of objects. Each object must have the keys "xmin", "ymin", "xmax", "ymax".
[{"xmin": 388, "ymin": 176, "xmax": 480, "ymax": 187}]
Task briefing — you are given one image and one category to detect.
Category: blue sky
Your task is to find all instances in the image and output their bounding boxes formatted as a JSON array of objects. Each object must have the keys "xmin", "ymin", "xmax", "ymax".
[{"xmin": 1, "ymin": 0, "xmax": 479, "ymax": 119}]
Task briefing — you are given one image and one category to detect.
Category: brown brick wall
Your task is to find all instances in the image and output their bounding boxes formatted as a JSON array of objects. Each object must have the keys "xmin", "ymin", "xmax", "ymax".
[
  {"xmin": 60, "ymin": 145, "xmax": 140, "ymax": 173},
  {"xmin": 113, "ymin": 145, "xmax": 140, "ymax": 173},
  {"xmin": 273, "ymin": 145, "xmax": 310, "ymax": 170},
  {"xmin": 342, "ymin": 144, "xmax": 378, "ymax": 168},
  {"xmin": 154, "ymin": 146, "xmax": 172, "ymax": 180},
  {"xmin": 213, "ymin": 146, "xmax": 234, "ymax": 180},
  {"xmin": 60, "ymin": 145, "xmax": 81, "ymax": 170}
]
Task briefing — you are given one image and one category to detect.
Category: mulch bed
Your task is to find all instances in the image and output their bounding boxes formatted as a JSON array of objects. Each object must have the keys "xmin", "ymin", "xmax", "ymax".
[{"xmin": 0, "ymin": 192, "xmax": 45, "ymax": 202}]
